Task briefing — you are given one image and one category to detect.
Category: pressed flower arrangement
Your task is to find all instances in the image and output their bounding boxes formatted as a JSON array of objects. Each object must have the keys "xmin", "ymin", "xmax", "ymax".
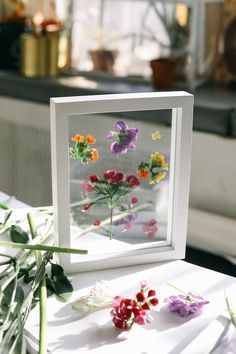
[
  {"xmin": 72, "ymin": 279, "xmax": 210, "ymax": 333},
  {"xmin": 69, "ymin": 119, "xmax": 169, "ymax": 244}
]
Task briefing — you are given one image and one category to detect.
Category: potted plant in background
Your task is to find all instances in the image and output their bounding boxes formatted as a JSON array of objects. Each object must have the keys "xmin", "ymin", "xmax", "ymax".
[
  {"xmin": 89, "ymin": 0, "xmax": 118, "ymax": 73},
  {"xmin": 140, "ymin": 0, "xmax": 189, "ymax": 88}
]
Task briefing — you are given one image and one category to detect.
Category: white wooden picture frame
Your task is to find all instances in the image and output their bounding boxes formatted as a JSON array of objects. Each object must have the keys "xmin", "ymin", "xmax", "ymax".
[{"xmin": 50, "ymin": 92, "xmax": 193, "ymax": 273}]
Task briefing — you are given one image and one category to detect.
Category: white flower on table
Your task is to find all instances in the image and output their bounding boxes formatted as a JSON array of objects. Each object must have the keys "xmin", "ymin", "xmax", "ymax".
[{"xmin": 72, "ymin": 281, "xmax": 113, "ymax": 319}]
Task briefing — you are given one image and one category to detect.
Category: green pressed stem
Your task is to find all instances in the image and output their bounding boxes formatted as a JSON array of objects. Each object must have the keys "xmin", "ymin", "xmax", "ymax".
[
  {"xmin": 0, "ymin": 241, "xmax": 88, "ymax": 255},
  {"xmin": 225, "ymin": 295, "xmax": 236, "ymax": 328},
  {"xmin": 109, "ymin": 202, "xmax": 113, "ymax": 241},
  {"xmin": 27, "ymin": 212, "xmax": 37, "ymax": 239},
  {"xmin": 75, "ymin": 202, "xmax": 151, "ymax": 238},
  {"xmin": 166, "ymin": 283, "xmax": 187, "ymax": 295},
  {"xmin": 0, "ymin": 260, "xmax": 19, "ymax": 343},
  {"xmin": 39, "ymin": 276, "xmax": 47, "ymax": 354},
  {"xmin": 27, "ymin": 212, "xmax": 41, "ymax": 266},
  {"xmin": 27, "ymin": 212, "xmax": 47, "ymax": 354}
]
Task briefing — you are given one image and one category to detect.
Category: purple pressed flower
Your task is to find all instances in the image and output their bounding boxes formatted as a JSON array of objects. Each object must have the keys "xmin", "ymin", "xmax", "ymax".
[
  {"xmin": 116, "ymin": 121, "xmax": 129, "ymax": 131},
  {"xmin": 106, "ymin": 131, "xmax": 115, "ymax": 139},
  {"xmin": 110, "ymin": 142, "xmax": 127, "ymax": 155},
  {"xmin": 164, "ymin": 292, "xmax": 209, "ymax": 317},
  {"xmin": 114, "ymin": 213, "xmax": 137, "ymax": 225},
  {"xmin": 106, "ymin": 120, "xmax": 139, "ymax": 156}
]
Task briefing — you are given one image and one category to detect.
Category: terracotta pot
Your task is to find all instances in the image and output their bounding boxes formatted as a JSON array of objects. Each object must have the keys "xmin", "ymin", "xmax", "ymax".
[
  {"xmin": 89, "ymin": 49, "xmax": 117, "ymax": 73},
  {"xmin": 150, "ymin": 58, "xmax": 176, "ymax": 89}
]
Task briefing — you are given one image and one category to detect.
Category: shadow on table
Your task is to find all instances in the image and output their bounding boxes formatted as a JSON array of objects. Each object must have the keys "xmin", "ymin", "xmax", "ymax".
[
  {"xmin": 145, "ymin": 305, "xmax": 197, "ymax": 332},
  {"xmin": 50, "ymin": 320, "xmax": 127, "ymax": 351}
]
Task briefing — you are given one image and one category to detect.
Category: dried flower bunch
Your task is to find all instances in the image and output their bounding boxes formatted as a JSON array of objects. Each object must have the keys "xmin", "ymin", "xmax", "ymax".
[
  {"xmin": 110, "ymin": 281, "xmax": 159, "ymax": 331},
  {"xmin": 82, "ymin": 169, "xmax": 140, "ymax": 239}
]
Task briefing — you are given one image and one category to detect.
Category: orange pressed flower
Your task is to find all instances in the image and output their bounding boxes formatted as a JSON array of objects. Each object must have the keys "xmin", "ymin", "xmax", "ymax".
[
  {"xmin": 71, "ymin": 134, "xmax": 84, "ymax": 142},
  {"xmin": 89, "ymin": 149, "xmax": 99, "ymax": 162},
  {"xmin": 85, "ymin": 135, "xmax": 96, "ymax": 144},
  {"xmin": 139, "ymin": 169, "xmax": 149, "ymax": 179}
]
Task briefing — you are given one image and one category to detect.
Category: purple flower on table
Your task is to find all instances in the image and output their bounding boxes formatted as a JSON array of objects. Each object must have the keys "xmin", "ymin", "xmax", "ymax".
[
  {"xmin": 106, "ymin": 121, "xmax": 139, "ymax": 156},
  {"xmin": 164, "ymin": 292, "xmax": 209, "ymax": 317}
]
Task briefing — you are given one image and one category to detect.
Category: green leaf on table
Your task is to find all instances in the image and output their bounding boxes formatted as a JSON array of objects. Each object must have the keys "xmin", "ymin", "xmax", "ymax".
[
  {"xmin": 18, "ymin": 267, "xmax": 28, "ymax": 279},
  {"xmin": 3, "ymin": 210, "xmax": 12, "ymax": 225},
  {"xmin": 1, "ymin": 281, "xmax": 24, "ymax": 319},
  {"xmin": 0, "ymin": 210, "xmax": 12, "ymax": 232},
  {"xmin": 10, "ymin": 225, "xmax": 29, "ymax": 244},
  {"xmin": 18, "ymin": 268, "xmax": 34, "ymax": 284},
  {"xmin": 45, "ymin": 275, "xmax": 56, "ymax": 296},
  {"xmin": 50, "ymin": 263, "xmax": 73, "ymax": 302},
  {"xmin": 0, "ymin": 203, "xmax": 9, "ymax": 210},
  {"xmin": 14, "ymin": 286, "xmax": 25, "ymax": 313}
]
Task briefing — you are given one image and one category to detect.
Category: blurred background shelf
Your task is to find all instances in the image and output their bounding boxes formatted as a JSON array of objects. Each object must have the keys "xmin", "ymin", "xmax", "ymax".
[{"xmin": 1, "ymin": 70, "xmax": 236, "ymax": 136}]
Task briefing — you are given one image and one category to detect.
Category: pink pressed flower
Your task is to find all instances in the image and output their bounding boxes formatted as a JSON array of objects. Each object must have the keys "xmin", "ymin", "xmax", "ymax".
[
  {"xmin": 134, "ymin": 310, "xmax": 149, "ymax": 325},
  {"xmin": 90, "ymin": 175, "xmax": 99, "ymax": 183},
  {"xmin": 149, "ymin": 297, "xmax": 159, "ymax": 306},
  {"xmin": 143, "ymin": 220, "xmax": 158, "ymax": 239},
  {"xmin": 82, "ymin": 181, "xmax": 94, "ymax": 192},
  {"xmin": 142, "ymin": 303, "xmax": 150, "ymax": 310},
  {"xmin": 147, "ymin": 230, "xmax": 157, "ymax": 239},
  {"xmin": 126, "ymin": 175, "xmax": 140, "ymax": 187},
  {"xmin": 131, "ymin": 197, "xmax": 138, "ymax": 204},
  {"xmin": 136, "ymin": 292, "xmax": 145, "ymax": 302},
  {"xmin": 112, "ymin": 296, "xmax": 123, "ymax": 310},
  {"xmin": 134, "ymin": 314, "xmax": 146, "ymax": 325},
  {"xmin": 104, "ymin": 170, "xmax": 124, "ymax": 184},
  {"xmin": 93, "ymin": 220, "xmax": 101, "ymax": 226},
  {"xmin": 112, "ymin": 172, "xmax": 124, "ymax": 184},
  {"xmin": 104, "ymin": 169, "xmax": 117, "ymax": 180},
  {"xmin": 83, "ymin": 204, "xmax": 90, "ymax": 211},
  {"xmin": 148, "ymin": 219, "xmax": 157, "ymax": 226},
  {"xmin": 123, "ymin": 223, "xmax": 132, "ymax": 232},
  {"xmin": 140, "ymin": 280, "xmax": 148, "ymax": 289},
  {"xmin": 148, "ymin": 289, "xmax": 156, "ymax": 297}
]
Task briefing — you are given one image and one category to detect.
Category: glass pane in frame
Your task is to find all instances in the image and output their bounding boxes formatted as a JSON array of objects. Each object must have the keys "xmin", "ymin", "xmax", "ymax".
[{"xmin": 69, "ymin": 110, "xmax": 172, "ymax": 262}]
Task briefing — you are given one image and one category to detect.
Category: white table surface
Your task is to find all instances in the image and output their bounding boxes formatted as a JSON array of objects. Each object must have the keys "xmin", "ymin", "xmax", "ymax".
[
  {"xmin": 1, "ymin": 192, "xmax": 236, "ymax": 353},
  {"xmin": 24, "ymin": 260, "xmax": 236, "ymax": 354}
]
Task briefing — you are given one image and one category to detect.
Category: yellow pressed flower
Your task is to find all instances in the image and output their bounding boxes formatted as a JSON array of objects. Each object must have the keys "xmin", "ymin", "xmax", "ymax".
[
  {"xmin": 151, "ymin": 130, "xmax": 162, "ymax": 140},
  {"xmin": 149, "ymin": 172, "xmax": 167, "ymax": 184},
  {"xmin": 161, "ymin": 162, "xmax": 169, "ymax": 171},
  {"xmin": 151, "ymin": 152, "xmax": 164, "ymax": 163}
]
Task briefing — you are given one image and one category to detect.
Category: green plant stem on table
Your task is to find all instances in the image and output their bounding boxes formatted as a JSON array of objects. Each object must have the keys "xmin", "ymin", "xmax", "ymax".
[{"xmin": 0, "ymin": 206, "xmax": 88, "ymax": 354}]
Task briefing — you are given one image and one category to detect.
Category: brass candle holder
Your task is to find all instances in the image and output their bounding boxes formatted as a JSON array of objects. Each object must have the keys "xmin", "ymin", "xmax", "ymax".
[{"xmin": 20, "ymin": 14, "xmax": 66, "ymax": 78}]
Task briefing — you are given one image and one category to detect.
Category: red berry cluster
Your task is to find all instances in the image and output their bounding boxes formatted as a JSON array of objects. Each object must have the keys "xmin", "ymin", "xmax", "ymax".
[{"xmin": 110, "ymin": 281, "xmax": 158, "ymax": 331}]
